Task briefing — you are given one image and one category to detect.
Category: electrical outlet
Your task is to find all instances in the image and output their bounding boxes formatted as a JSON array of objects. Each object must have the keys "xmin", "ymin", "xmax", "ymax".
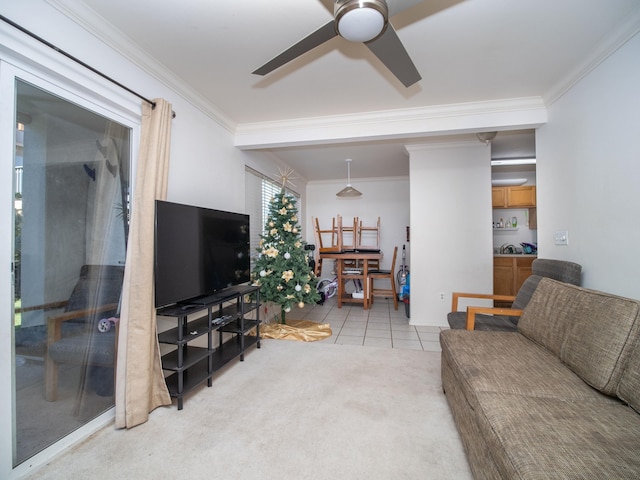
[{"xmin": 439, "ymin": 292, "xmax": 445, "ymax": 301}]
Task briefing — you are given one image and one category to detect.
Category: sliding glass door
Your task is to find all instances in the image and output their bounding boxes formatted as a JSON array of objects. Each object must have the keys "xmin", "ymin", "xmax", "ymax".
[{"xmin": 11, "ymin": 78, "xmax": 131, "ymax": 466}]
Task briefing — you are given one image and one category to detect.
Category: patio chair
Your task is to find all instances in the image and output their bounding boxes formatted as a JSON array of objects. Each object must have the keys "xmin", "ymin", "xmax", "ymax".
[{"xmin": 41, "ymin": 264, "xmax": 124, "ymax": 401}]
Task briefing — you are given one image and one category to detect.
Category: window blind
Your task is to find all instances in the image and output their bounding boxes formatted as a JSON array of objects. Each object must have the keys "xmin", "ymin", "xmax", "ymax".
[{"xmin": 245, "ymin": 167, "xmax": 300, "ymax": 267}]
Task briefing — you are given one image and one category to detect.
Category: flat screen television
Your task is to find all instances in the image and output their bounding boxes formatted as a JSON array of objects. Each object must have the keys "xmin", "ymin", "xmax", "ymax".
[{"xmin": 154, "ymin": 200, "xmax": 250, "ymax": 308}]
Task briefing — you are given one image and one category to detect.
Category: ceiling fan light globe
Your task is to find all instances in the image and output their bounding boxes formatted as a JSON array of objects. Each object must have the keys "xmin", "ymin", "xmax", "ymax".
[
  {"xmin": 335, "ymin": 0, "xmax": 388, "ymax": 43},
  {"xmin": 338, "ymin": 8, "xmax": 385, "ymax": 42}
]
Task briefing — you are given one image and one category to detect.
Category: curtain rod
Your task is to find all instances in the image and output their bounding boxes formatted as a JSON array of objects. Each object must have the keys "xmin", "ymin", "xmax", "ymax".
[{"xmin": 0, "ymin": 14, "xmax": 176, "ymax": 118}]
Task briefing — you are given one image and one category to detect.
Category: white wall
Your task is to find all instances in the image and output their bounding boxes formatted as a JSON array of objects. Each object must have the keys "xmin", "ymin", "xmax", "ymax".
[
  {"xmin": 306, "ymin": 177, "xmax": 410, "ymax": 277},
  {"xmin": 536, "ymin": 31, "xmax": 640, "ymax": 300},
  {"xmin": 407, "ymin": 142, "xmax": 494, "ymax": 326}
]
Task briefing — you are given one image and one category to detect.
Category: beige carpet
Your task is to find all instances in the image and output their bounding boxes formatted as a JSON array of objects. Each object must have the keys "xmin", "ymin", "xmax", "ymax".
[{"xmin": 28, "ymin": 340, "xmax": 472, "ymax": 479}]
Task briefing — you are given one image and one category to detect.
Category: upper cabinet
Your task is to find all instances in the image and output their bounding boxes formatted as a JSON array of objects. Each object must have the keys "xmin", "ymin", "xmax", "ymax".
[{"xmin": 492, "ymin": 186, "xmax": 536, "ymax": 208}]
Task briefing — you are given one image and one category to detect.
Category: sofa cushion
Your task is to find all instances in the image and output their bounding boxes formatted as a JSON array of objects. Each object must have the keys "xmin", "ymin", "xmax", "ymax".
[
  {"xmin": 518, "ymin": 278, "xmax": 640, "ymax": 396},
  {"xmin": 48, "ymin": 329, "xmax": 116, "ymax": 365},
  {"xmin": 618, "ymin": 338, "xmax": 640, "ymax": 413},
  {"xmin": 439, "ymin": 330, "xmax": 618, "ymax": 406},
  {"xmin": 511, "ymin": 258, "xmax": 582, "ymax": 311},
  {"xmin": 474, "ymin": 392, "xmax": 640, "ymax": 479},
  {"xmin": 446, "ymin": 311, "xmax": 517, "ymax": 331}
]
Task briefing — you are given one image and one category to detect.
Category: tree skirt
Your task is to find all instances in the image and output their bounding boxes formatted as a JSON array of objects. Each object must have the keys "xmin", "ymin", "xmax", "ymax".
[{"xmin": 258, "ymin": 320, "xmax": 332, "ymax": 342}]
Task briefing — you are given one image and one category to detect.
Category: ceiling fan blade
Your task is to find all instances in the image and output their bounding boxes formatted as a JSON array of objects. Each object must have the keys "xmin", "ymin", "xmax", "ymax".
[
  {"xmin": 253, "ymin": 21, "xmax": 338, "ymax": 76},
  {"xmin": 365, "ymin": 23, "xmax": 421, "ymax": 87}
]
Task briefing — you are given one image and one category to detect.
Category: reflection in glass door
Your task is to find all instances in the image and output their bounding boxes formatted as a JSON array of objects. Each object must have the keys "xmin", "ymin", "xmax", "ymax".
[{"xmin": 13, "ymin": 80, "xmax": 130, "ymax": 465}]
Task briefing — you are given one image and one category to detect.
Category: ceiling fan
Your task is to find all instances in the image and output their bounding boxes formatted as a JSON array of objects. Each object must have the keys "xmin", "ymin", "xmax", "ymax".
[{"xmin": 252, "ymin": 0, "xmax": 425, "ymax": 87}]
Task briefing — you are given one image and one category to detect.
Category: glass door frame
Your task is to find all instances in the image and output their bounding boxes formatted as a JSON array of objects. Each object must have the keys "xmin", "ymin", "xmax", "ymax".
[{"xmin": 0, "ymin": 40, "xmax": 141, "ymax": 478}]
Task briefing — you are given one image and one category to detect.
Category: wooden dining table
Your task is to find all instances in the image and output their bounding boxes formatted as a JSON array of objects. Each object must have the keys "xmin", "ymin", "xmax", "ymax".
[{"xmin": 319, "ymin": 251, "xmax": 383, "ymax": 309}]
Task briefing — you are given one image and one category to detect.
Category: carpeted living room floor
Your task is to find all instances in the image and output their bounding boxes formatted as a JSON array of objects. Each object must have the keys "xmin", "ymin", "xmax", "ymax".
[{"xmin": 26, "ymin": 298, "xmax": 472, "ymax": 479}]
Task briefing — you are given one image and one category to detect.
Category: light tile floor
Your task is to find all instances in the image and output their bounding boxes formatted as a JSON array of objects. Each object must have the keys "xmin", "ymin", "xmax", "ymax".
[{"xmin": 285, "ymin": 294, "xmax": 447, "ymax": 351}]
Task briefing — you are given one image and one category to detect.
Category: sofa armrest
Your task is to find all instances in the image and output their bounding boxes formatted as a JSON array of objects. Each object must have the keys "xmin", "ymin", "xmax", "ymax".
[
  {"xmin": 466, "ymin": 306, "xmax": 523, "ymax": 330},
  {"xmin": 16, "ymin": 300, "xmax": 68, "ymax": 313},
  {"xmin": 451, "ymin": 292, "xmax": 516, "ymax": 311}
]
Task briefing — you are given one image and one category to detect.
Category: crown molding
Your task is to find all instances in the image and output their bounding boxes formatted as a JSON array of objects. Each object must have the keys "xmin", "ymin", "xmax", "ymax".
[
  {"xmin": 234, "ymin": 97, "xmax": 547, "ymax": 149},
  {"xmin": 544, "ymin": 7, "xmax": 640, "ymax": 106},
  {"xmin": 46, "ymin": 0, "xmax": 236, "ymax": 133}
]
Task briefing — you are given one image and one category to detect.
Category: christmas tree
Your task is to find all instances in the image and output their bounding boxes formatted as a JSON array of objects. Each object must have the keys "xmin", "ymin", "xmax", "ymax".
[{"xmin": 252, "ymin": 189, "xmax": 320, "ymax": 324}]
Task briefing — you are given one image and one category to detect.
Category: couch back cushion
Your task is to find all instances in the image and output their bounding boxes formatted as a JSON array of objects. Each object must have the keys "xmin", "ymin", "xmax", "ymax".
[
  {"xmin": 517, "ymin": 278, "xmax": 572, "ymax": 355},
  {"xmin": 511, "ymin": 259, "xmax": 583, "ymax": 312},
  {"xmin": 618, "ymin": 339, "xmax": 640, "ymax": 413},
  {"xmin": 518, "ymin": 278, "xmax": 640, "ymax": 396},
  {"xmin": 531, "ymin": 258, "xmax": 582, "ymax": 285}
]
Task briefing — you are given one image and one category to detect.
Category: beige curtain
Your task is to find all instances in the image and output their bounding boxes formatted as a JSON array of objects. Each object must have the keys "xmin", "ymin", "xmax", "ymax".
[{"xmin": 115, "ymin": 99, "xmax": 172, "ymax": 428}]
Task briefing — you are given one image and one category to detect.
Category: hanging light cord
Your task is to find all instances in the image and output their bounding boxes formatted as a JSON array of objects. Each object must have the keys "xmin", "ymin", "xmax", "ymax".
[{"xmin": 0, "ymin": 14, "xmax": 176, "ymax": 118}]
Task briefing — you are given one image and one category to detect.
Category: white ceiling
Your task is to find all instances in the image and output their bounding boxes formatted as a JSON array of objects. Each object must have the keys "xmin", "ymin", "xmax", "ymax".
[{"xmin": 52, "ymin": 0, "xmax": 640, "ymax": 181}]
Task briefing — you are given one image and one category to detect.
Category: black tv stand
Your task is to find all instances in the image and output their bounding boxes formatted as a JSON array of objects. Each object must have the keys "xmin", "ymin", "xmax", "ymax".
[
  {"xmin": 156, "ymin": 284, "xmax": 260, "ymax": 410},
  {"xmin": 176, "ymin": 303, "xmax": 200, "ymax": 311}
]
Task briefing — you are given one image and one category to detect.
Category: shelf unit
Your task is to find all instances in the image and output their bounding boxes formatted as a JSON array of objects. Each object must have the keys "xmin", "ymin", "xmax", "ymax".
[
  {"xmin": 156, "ymin": 284, "xmax": 260, "ymax": 410},
  {"xmin": 339, "ymin": 270, "xmax": 365, "ymax": 306}
]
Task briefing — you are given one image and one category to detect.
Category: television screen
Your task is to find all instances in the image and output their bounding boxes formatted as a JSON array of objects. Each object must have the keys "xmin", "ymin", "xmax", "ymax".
[{"xmin": 154, "ymin": 200, "xmax": 250, "ymax": 308}]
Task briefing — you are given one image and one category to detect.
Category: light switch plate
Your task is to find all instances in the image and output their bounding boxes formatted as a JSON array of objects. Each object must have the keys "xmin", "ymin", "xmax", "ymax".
[{"xmin": 555, "ymin": 230, "xmax": 569, "ymax": 245}]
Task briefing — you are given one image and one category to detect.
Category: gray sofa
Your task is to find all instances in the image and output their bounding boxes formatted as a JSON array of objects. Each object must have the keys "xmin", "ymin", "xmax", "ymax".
[{"xmin": 440, "ymin": 277, "xmax": 640, "ymax": 479}]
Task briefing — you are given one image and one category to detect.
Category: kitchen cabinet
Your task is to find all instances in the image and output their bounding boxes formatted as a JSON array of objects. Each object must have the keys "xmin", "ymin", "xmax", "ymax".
[
  {"xmin": 492, "ymin": 186, "xmax": 536, "ymax": 208},
  {"xmin": 494, "ymin": 256, "xmax": 535, "ymax": 304}
]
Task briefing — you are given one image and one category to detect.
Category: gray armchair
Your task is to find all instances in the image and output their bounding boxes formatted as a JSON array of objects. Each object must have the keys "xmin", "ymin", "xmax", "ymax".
[
  {"xmin": 447, "ymin": 258, "xmax": 582, "ymax": 331},
  {"xmin": 42, "ymin": 265, "xmax": 124, "ymax": 401}
]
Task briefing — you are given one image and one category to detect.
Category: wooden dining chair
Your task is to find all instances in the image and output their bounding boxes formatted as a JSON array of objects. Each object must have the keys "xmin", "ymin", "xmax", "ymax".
[
  {"xmin": 337, "ymin": 215, "xmax": 358, "ymax": 251},
  {"xmin": 313, "ymin": 217, "xmax": 341, "ymax": 276},
  {"xmin": 357, "ymin": 217, "xmax": 380, "ymax": 250},
  {"xmin": 336, "ymin": 215, "xmax": 360, "ymax": 272},
  {"xmin": 368, "ymin": 246, "xmax": 399, "ymax": 310},
  {"xmin": 357, "ymin": 217, "xmax": 381, "ymax": 270}
]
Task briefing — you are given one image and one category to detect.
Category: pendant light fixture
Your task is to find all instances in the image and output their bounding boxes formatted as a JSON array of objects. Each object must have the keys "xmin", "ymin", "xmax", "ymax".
[
  {"xmin": 476, "ymin": 131, "xmax": 498, "ymax": 145},
  {"xmin": 336, "ymin": 158, "xmax": 362, "ymax": 197}
]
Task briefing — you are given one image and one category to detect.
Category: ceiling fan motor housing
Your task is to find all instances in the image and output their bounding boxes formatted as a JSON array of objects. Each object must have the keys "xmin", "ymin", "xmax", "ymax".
[{"xmin": 335, "ymin": 0, "xmax": 389, "ymax": 43}]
